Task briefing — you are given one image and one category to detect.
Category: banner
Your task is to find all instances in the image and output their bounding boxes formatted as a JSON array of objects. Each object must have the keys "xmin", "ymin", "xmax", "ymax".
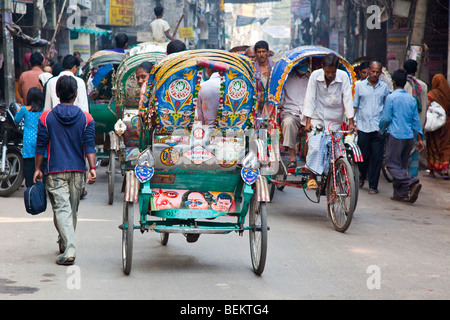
[{"xmin": 236, "ymin": 15, "xmax": 269, "ymax": 27}]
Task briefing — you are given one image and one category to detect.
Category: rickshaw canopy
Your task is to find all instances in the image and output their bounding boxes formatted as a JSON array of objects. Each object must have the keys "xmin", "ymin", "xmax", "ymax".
[
  {"xmin": 142, "ymin": 49, "xmax": 257, "ymax": 133},
  {"xmin": 114, "ymin": 42, "xmax": 167, "ymax": 108},
  {"xmin": 268, "ymin": 46, "xmax": 356, "ymax": 110}
]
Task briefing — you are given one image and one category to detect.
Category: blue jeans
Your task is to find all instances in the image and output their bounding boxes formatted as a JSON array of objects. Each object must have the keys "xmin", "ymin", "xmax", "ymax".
[{"xmin": 46, "ymin": 172, "xmax": 85, "ymax": 264}]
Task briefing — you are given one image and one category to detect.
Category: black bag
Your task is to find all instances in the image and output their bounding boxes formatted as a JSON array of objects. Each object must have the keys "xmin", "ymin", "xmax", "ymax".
[{"xmin": 24, "ymin": 181, "xmax": 47, "ymax": 215}]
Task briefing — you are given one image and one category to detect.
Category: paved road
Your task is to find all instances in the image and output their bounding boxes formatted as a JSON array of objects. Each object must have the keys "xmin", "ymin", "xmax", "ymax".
[{"xmin": 1, "ymin": 166, "xmax": 449, "ymax": 301}]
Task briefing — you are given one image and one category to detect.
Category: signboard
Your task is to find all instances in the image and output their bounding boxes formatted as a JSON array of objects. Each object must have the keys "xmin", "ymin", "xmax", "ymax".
[
  {"xmin": 179, "ymin": 27, "xmax": 194, "ymax": 39},
  {"xmin": 107, "ymin": 0, "xmax": 135, "ymax": 26}
]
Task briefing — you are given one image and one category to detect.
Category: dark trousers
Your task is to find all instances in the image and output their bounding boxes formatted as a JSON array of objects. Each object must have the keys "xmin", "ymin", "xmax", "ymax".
[
  {"xmin": 357, "ymin": 131, "xmax": 384, "ymax": 190},
  {"xmin": 385, "ymin": 135, "xmax": 419, "ymax": 198},
  {"xmin": 23, "ymin": 157, "xmax": 47, "ymax": 188}
]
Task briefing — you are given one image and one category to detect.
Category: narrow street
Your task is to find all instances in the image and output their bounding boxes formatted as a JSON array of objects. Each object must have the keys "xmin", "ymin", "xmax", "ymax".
[{"xmin": 1, "ymin": 166, "xmax": 449, "ymax": 300}]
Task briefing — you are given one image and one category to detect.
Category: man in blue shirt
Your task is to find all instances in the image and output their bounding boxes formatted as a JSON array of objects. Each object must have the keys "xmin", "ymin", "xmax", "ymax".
[
  {"xmin": 354, "ymin": 61, "xmax": 389, "ymax": 194},
  {"xmin": 379, "ymin": 70, "xmax": 424, "ymax": 203}
]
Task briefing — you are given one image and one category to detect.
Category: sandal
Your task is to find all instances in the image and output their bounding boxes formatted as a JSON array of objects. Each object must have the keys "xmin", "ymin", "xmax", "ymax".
[
  {"xmin": 307, "ymin": 179, "xmax": 318, "ymax": 190},
  {"xmin": 368, "ymin": 189, "xmax": 379, "ymax": 194},
  {"xmin": 57, "ymin": 257, "xmax": 75, "ymax": 266}
]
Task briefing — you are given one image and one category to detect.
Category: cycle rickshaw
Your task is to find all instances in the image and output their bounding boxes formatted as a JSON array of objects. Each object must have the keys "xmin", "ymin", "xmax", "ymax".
[
  {"xmin": 265, "ymin": 46, "xmax": 362, "ymax": 233},
  {"xmin": 108, "ymin": 42, "xmax": 167, "ymax": 204},
  {"xmin": 82, "ymin": 50, "xmax": 125, "ymax": 203},
  {"xmin": 119, "ymin": 49, "xmax": 270, "ymax": 275}
]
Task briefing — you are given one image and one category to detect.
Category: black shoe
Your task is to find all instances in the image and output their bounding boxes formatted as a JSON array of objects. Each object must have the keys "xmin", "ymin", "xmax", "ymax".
[{"xmin": 409, "ymin": 183, "xmax": 422, "ymax": 204}]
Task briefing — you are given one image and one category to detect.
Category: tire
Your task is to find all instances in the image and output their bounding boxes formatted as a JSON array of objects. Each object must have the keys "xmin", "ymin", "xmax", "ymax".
[
  {"xmin": 107, "ymin": 149, "xmax": 115, "ymax": 205},
  {"xmin": 122, "ymin": 201, "xmax": 134, "ymax": 275},
  {"xmin": 326, "ymin": 157, "xmax": 355, "ymax": 233},
  {"xmin": 268, "ymin": 180, "xmax": 275, "ymax": 202},
  {"xmin": 249, "ymin": 196, "xmax": 268, "ymax": 275},
  {"xmin": 350, "ymin": 160, "xmax": 359, "ymax": 206},
  {"xmin": 0, "ymin": 149, "xmax": 24, "ymax": 197}
]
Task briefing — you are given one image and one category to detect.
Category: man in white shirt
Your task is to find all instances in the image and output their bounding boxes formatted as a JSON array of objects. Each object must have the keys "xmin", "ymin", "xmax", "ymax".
[
  {"xmin": 44, "ymin": 54, "xmax": 89, "ymax": 113},
  {"xmin": 279, "ymin": 63, "xmax": 310, "ymax": 169},
  {"xmin": 196, "ymin": 69, "xmax": 221, "ymax": 126},
  {"xmin": 303, "ymin": 53, "xmax": 356, "ymax": 189},
  {"xmin": 150, "ymin": 6, "xmax": 175, "ymax": 43}
]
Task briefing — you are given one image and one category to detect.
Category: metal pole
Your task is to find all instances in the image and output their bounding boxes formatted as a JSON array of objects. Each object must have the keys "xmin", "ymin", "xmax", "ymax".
[
  {"xmin": 1, "ymin": 0, "xmax": 15, "ymax": 105},
  {"xmin": 408, "ymin": 0, "xmax": 428, "ymax": 77}
]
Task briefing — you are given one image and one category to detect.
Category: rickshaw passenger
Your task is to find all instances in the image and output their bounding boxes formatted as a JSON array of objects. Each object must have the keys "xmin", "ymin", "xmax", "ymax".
[
  {"xmin": 245, "ymin": 46, "xmax": 256, "ymax": 62},
  {"xmin": 196, "ymin": 68, "xmax": 221, "ymax": 125},
  {"xmin": 303, "ymin": 53, "xmax": 356, "ymax": 189},
  {"xmin": 136, "ymin": 61, "xmax": 154, "ymax": 110},
  {"xmin": 280, "ymin": 63, "xmax": 310, "ymax": 169}
]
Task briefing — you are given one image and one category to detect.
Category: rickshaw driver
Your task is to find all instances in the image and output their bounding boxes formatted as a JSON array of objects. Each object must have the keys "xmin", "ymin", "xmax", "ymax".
[
  {"xmin": 303, "ymin": 53, "xmax": 356, "ymax": 189},
  {"xmin": 279, "ymin": 62, "xmax": 310, "ymax": 169}
]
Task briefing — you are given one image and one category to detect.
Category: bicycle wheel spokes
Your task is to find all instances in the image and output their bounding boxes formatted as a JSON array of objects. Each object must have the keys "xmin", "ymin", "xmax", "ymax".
[{"xmin": 327, "ymin": 158, "xmax": 355, "ymax": 232}]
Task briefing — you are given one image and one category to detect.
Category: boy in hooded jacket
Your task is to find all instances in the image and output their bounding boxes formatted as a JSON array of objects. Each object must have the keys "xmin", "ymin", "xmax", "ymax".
[{"xmin": 34, "ymin": 75, "xmax": 96, "ymax": 265}]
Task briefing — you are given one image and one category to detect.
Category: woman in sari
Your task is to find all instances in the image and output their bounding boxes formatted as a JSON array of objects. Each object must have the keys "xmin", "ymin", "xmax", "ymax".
[{"xmin": 424, "ymin": 74, "xmax": 450, "ymax": 179}]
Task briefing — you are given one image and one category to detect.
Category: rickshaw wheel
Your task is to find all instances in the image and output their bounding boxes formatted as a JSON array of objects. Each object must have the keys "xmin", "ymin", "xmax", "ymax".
[
  {"xmin": 107, "ymin": 149, "xmax": 115, "ymax": 205},
  {"xmin": 326, "ymin": 157, "xmax": 355, "ymax": 233},
  {"xmin": 249, "ymin": 196, "xmax": 268, "ymax": 275},
  {"xmin": 122, "ymin": 201, "xmax": 134, "ymax": 275}
]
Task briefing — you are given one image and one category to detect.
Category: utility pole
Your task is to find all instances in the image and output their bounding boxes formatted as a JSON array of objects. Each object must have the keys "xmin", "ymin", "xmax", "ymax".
[
  {"xmin": 1, "ymin": 0, "xmax": 16, "ymax": 105},
  {"xmin": 408, "ymin": 0, "xmax": 428, "ymax": 77}
]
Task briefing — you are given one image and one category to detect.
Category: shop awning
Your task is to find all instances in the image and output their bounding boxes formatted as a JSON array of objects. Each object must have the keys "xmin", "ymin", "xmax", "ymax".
[{"xmin": 71, "ymin": 26, "xmax": 111, "ymax": 36}]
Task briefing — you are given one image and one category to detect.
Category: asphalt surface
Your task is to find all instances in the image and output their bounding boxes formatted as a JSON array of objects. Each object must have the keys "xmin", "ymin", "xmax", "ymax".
[{"xmin": 1, "ymin": 166, "xmax": 449, "ymax": 301}]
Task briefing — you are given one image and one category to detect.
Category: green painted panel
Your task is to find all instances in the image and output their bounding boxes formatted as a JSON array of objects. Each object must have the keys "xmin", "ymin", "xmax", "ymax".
[{"xmin": 89, "ymin": 101, "xmax": 120, "ymax": 133}]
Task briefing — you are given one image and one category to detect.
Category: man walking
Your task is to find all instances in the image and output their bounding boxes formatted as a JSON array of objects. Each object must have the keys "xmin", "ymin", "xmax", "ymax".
[
  {"xmin": 379, "ymin": 70, "xmax": 424, "ymax": 203},
  {"xmin": 18, "ymin": 52, "xmax": 44, "ymax": 105},
  {"xmin": 34, "ymin": 76, "xmax": 96, "ymax": 265},
  {"xmin": 354, "ymin": 61, "xmax": 390, "ymax": 194},
  {"xmin": 44, "ymin": 55, "xmax": 89, "ymax": 113}
]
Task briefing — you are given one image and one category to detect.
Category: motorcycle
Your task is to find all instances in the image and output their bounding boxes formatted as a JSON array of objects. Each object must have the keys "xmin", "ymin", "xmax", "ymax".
[{"xmin": 0, "ymin": 102, "xmax": 24, "ymax": 196}]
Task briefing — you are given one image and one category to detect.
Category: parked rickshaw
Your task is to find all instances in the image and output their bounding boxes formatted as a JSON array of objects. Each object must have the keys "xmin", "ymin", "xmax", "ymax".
[
  {"xmin": 265, "ymin": 46, "xmax": 362, "ymax": 233},
  {"xmin": 82, "ymin": 50, "xmax": 125, "ymax": 204},
  {"xmin": 119, "ymin": 49, "xmax": 270, "ymax": 275},
  {"xmin": 108, "ymin": 42, "xmax": 167, "ymax": 204}
]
